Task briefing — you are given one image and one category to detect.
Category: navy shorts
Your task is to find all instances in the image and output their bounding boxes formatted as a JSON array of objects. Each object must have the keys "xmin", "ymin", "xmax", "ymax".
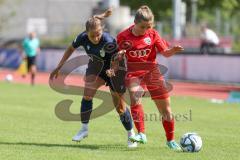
[{"xmin": 86, "ymin": 67, "xmax": 126, "ymax": 94}]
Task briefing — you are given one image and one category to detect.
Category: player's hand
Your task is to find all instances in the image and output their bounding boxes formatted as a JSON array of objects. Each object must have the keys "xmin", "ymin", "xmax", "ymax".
[
  {"xmin": 172, "ymin": 45, "xmax": 184, "ymax": 52},
  {"xmin": 50, "ymin": 68, "xmax": 60, "ymax": 80},
  {"xmin": 106, "ymin": 69, "xmax": 115, "ymax": 77},
  {"xmin": 117, "ymin": 50, "xmax": 126, "ymax": 55},
  {"xmin": 117, "ymin": 50, "xmax": 126, "ymax": 61}
]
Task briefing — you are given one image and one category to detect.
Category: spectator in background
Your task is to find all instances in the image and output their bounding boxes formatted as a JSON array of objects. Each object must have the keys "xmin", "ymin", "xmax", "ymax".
[
  {"xmin": 22, "ymin": 31, "xmax": 40, "ymax": 85},
  {"xmin": 200, "ymin": 25, "xmax": 219, "ymax": 54}
]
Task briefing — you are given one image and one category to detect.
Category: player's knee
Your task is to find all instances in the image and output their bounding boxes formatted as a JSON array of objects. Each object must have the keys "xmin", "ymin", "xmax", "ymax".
[
  {"xmin": 81, "ymin": 98, "xmax": 93, "ymax": 106},
  {"xmin": 31, "ymin": 66, "xmax": 36, "ymax": 72},
  {"xmin": 83, "ymin": 96, "xmax": 93, "ymax": 101},
  {"xmin": 130, "ymin": 90, "xmax": 144, "ymax": 105},
  {"xmin": 130, "ymin": 97, "xmax": 141, "ymax": 106}
]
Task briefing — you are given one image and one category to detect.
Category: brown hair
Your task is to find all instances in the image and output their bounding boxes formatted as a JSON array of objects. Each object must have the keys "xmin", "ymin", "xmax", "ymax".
[
  {"xmin": 85, "ymin": 8, "xmax": 112, "ymax": 32},
  {"xmin": 134, "ymin": 5, "xmax": 154, "ymax": 23}
]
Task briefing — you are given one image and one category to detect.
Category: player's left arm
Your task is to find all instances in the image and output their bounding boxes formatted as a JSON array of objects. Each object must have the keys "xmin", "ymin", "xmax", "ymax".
[
  {"xmin": 106, "ymin": 36, "xmax": 126, "ymax": 77},
  {"xmin": 106, "ymin": 50, "xmax": 126, "ymax": 77},
  {"xmin": 154, "ymin": 30, "xmax": 184, "ymax": 57},
  {"xmin": 162, "ymin": 45, "xmax": 184, "ymax": 57}
]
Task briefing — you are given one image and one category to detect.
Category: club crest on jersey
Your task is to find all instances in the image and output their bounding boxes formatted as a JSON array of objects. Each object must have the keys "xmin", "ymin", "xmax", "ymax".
[
  {"xmin": 87, "ymin": 45, "xmax": 90, "ymax": 50},
  {"xmin": 100, "ymin": 49, "xmax": 105, "ymax": 57},
  {"xmin": 144, "ymin": 37, "xmax": 151, "ymax": 45}
]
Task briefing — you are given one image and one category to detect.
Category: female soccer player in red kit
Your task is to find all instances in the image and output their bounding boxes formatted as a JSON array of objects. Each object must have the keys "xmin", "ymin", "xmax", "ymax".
[{"xmin": 117, "ymin": 5, "xmax": 184, "ymax": 150}]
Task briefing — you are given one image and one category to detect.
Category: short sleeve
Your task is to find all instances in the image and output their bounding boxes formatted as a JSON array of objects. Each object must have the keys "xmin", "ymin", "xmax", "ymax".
[
  {"xmin": 117, "ymin": 32, "xmax": 132, "ymax": 51},
  {"xmin": 72, "ymin": 32, "xmax": 85, "ymax": 49},
  {"xmin": 154, "ymin": 31, "xmax": 169, "ymax": 52},
  {"xmin": 104, "ymin": 37, "xmax": 118, "ymax": 60},
  {"xmin": 103, "ymin": 33, "xmax": 117, "ymax": 52},
  {"xmin": 116, "ymin": 34, "xmax": 124, "ymax": 50}
]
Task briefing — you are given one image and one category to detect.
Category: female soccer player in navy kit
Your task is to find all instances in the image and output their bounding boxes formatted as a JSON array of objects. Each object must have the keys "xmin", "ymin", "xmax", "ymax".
[
  {"xmin": 117, "ymin": 5, "xmax": 184, "ymax": 150},
  {"xmin": 50, "ymin": 8, "xmax": 137, "ymax": 148}
]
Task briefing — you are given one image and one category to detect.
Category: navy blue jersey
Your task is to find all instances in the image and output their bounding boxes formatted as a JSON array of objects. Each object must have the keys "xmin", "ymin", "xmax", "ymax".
[
  {"xmin": 72, "ymin": 31, "xmax": 117, "ymax": 63},
  {"xmin": 72, "ymin": 31, "xmax": 126, "ymax": 93}
]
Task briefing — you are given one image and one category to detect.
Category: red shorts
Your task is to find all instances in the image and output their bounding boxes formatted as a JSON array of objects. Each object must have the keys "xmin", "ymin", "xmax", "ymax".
[{"xmin": 125, "ymin": 64, "xmax": 171, "ymax": 99}]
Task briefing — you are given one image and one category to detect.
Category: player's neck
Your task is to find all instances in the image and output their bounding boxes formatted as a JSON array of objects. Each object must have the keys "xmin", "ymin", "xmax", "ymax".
[{"xmin": 131, "ymin": 26, "xmax": 142, "ymax": 37}]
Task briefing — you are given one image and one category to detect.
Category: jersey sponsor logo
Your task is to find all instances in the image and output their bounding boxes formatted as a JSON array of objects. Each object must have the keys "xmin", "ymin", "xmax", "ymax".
[
  {"xmin": 87, "ymin": 45, "xmax": 90, "ymax": 50},
  {"xmin": 129, "ymin": 49, "xmax": 151, "ymax": 58},
  {"xmin": 144, "ymin": 37, "xmax": 151, "ymax": 45}
]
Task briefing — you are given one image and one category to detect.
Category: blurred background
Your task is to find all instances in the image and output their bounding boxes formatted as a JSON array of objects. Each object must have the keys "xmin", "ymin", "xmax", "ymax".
[
  {"xmin": 0, "ymin": 0, "xmax": 240, "ymax": 84},
  {"xmin": 1, "ymin": 2, "xmax": 240, "ymax": 159}
]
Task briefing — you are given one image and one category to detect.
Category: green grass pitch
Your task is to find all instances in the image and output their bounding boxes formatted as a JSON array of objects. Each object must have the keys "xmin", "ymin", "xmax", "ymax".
[{"xmin": 0, "ymin": 82, "xmax": 239, "ymax": 160}]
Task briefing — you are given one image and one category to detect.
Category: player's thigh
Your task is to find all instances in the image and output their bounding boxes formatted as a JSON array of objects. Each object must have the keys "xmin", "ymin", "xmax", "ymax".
[
  {"xmin": 144, "ymin": 68, "xmax": 170, "ymax": 100},
  {"xmin": 83, "ymin": 75, "xmax": 105, "ymax": 99}
]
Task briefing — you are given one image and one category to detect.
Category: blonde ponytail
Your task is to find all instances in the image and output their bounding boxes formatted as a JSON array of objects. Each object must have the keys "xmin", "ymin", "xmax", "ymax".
[
  {"xmin": 86, "ymin": 8, "xmax": 112, "ymax": 31},
  {"xmin": 93, "ymin": 8, "xmax": 112, "ymax": 20}
]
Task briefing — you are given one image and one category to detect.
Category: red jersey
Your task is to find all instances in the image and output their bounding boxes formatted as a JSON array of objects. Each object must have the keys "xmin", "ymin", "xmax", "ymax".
[
  {"xmin": 117, "ymin": 25, "xmax": 169, "ymax": 63},
  {"xmin": 117, "ymin": 25, "xmax": 169, "ymax": 76},
  {"xmin": 117, "ymin": 26, "xmax": 170, "ymax": 99}
]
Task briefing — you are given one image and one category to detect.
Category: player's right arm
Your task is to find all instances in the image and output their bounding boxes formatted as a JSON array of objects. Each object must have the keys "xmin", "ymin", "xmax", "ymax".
[
  {"xmin": 50, "ymin": 32, "xmax": 84, "ymax": 80},
  {"xmin": 50, "ymin": 45, "xmax": 75, "ymax": 80}
]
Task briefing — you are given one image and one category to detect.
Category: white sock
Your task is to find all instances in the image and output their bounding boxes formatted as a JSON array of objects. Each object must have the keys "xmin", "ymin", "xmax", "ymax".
[
  {"xmin": 127, "ymin": 129, "xmax": 135, "ymax": 137},
  {"xmin": 81, "ymin": 123, "xmax": 88, "ymax": 131}
]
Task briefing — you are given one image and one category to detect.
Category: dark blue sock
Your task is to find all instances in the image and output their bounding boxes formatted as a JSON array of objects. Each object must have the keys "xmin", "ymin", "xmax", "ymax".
[
  {"xmin": 120, "ymin": 107, "xmax": 133, "ymax": 131},
  {"xmin": 81, "ymin": 99, "xmax": 93, "ymax": 124}
]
